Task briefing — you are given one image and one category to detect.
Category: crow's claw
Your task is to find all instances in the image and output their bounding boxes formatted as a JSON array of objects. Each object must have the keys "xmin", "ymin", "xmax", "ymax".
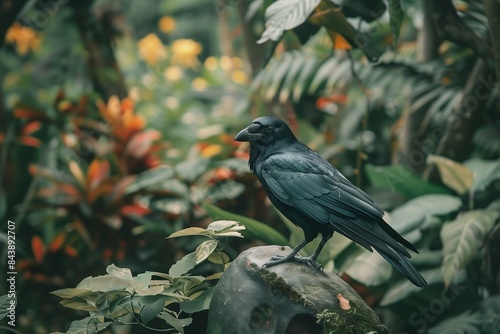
[{"xmin": 264, "ymin": 255, "xmax": 323, "ymax": 271}]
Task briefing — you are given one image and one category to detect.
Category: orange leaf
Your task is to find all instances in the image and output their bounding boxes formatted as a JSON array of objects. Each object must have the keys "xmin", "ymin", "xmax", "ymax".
[
  {"xmin": 19, "ymin": 136, "xmax": 41, "ymax": 147},
  {"xmin": 334, "ymin": 34, "xmax": 352, "ymax": 50},
  {"xmin": 14, "ymin": 108, "xmax": 49, "ymax": 120},
  {"xmin": 86, "ymin": 159, "xmax": 110, "ymax": 191},
  {"xmin": 22, "ymin": 121, "xmax": 41, "ymax": 135},
  {"xmin": 64, "ymin": 245, "xmax": 78, "ymax": 257},
  {"xmin": 200, "ymin": 144, "xmax": 222, "ymax": 158},
  {"xmin": 32, "ymin": 236, "xmax": 46, "ymax": 263},
  {"xmin": 49, "ymin": 234, "xmax": 65, "ymax": 252},
  {"xmin": 120, "ymin": 204, "xmax": 151, "ymax": 216},
  {"xmin": 125, "ymin": 129, "xmax": 161, "ymax": 158}
]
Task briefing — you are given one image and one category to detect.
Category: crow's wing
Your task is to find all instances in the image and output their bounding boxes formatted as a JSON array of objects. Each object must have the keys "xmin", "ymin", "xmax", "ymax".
[{"xmin": 260, "ymin": 149, "xmax": 414, "ymax": 256}]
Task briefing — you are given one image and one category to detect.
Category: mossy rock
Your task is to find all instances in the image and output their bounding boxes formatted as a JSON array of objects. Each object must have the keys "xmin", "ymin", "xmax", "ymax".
[{"xmin": 207, "ymin": 245, "xmax": 389, "ymax": 334}]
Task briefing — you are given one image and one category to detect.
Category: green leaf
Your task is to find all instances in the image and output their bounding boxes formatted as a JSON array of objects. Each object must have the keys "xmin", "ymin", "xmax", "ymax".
[
  {"xmin": 60, "ymin": 299, "xmax": 100, "ymax": 312},
  {"xmin": 464, "ymin": 158, "xmax": 500, "ymax": 192},
  {"xmin": 106, "ymin": 264, "xmax": 133, "ymax": 280},
  {"xmin": 207, "ymin": 251, "xmax": 230, "ymax": 265},
  {"xmin": 0, "ymin": 294, "xmax": 13, "ymax": 321},
  {"xmin": 428, "ymin": 310, "xmax": 483, "ymax": 334},
  {"xmin": 427, "ymin": 154, "xmax": 474, "ymax": 194},
  {"xmin": 388, "ymin": 0, "xmax": 403, "ymax": 45},
  {"xmin": 365, "ymin": 164, "xmax": 452, "ymax": 199},
  {"xmin": 157, "ymin": 312, "xmax": 192, "ymax": 334},
  {"xmin": 389, "ymin": 194, "xmax": 462, "ymax": 235},
  {"xmin": 441, "ymin": 210, "xmax": 499, "ymax": 287},
  {"xmin": 257, "ymin": 0, "xmax": 321, "ymax": 43},
  {"xmin": 55, "ymin": 317, "xmax": 109, "ymax": 334},
  {"xmin": 169, "ymin": 252, "xmax": 198, "ymax": 278},
  {"xmin": 140, "ymin": 296, "xmax": 166, "ymax": 325},
  {"xmin": 344, "ymin": 251, "xmax": 393, "ymax": 287},
  {"xmin": 76, "ymin": 276, "xmax": 131, "ymax": 292},
  {"xmin": 207, "ymin": 220, "xmax": 241, "ymax": 232},
  {"xmin": 180, "ymin": 287, "xmax": 215, "ymax": 313},
  {"xmin": 204, "ymin": 204, "xmax": 289, "ymax": 246},
  {"xmin": 167, "ymin": 227, "xmax": 212, "ymax": 239},
  {"xmin": 51, "ymin": 288, "xmax": 90, "ymax": 299},
  {"xmin": 176, "ymin": 158, "xmax": 210, "ymax": 182},
  {"xmin": 380, "ymin": 267, "xmax": 444, "ymax": 306},
  {"xmin": 124, "ymin": 166, "xmax": 174, "ymax": 195},
  {"xmin": 194, "ymin": 240, "xmax": 218, "ymax": 264}
]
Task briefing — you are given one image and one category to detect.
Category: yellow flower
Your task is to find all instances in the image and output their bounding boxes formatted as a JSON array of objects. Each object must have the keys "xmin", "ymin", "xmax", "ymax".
[
  {"xmin": 219, "ymin": 55, "xmax": 232, "ymax": 71},
  {"xmin": 164, "ymin": 66, "xmax": 183, "ymax": 82},
  {"xmin": 204, "ymin": 56, "xmax": 218, "ymax": 71},
  {"xmin": 192, "ymin": 77, "xmax": 208, "ymax": 91},
  {"xmin": 171, "ymin": 39, "xmax": 202, "ymax": 67},
  {"xmin": 138, "ymin": 33, "xmax": 167, "ymax": 66},
  {"xmin": 231, "ymin": 70, "xmax": 247, "ymax": 84},
  {"xmin": 159, "ymin": 16, "xmax": 176, "ymax": 33},
  {"xmin": 5, "ymin": 23, "xmax": 41, "ymax": 55}
]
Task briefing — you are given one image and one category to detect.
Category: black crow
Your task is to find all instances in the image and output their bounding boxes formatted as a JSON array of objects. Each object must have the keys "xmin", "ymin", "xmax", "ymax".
[{"xmin": 235, "ymin": 116, "xmax": 428, "ymax": 287}]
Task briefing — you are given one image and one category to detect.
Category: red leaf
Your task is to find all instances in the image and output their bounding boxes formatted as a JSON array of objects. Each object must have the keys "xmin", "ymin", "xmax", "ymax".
[
  {"xmin": 86, "ymin": 159, "xmax": 110, "ymax": 191},
  {"xmin": 125, "ymin": 129, "xmax": 161, "ymax": 158},
  {"xmin": 14, "ymin": 108, "xmax": 49, "ymax": 120},
  {"xmin": 19, "ymin": 136, "xmax": 42, "ymax": 147},
  {"xmin": 64, "ymin": 245, "xmax": 78, "ymax": 257},
  {"xmin": 32, "ymin": 236, "xmax": 46, "ymax": 263},
  {"xmin": 120, "ymin": 204, "xmax": 151, "ymax": 216},
  {"xmin": 49, "ymin": 234, "xmax": 65, "ymax": 252},
  {"xmin": 22, "ymin": 121, "xmax": 41, "ymax": 135}
]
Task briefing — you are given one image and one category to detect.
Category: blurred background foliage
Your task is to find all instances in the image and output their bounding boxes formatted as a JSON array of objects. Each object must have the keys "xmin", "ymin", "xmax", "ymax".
[{"xmin": 1, "ymin": 0, "xmax": 500, "ymax": 333}]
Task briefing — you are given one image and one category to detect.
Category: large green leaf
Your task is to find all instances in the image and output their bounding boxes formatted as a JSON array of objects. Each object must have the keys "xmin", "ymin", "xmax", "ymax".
[
  {"xmin": 441, "ymin": 210, "xmax": 499, "ymax": 287},
  {"xmin": 427, "ymin": 154, "xmax": 474, "ymax": 194},
  {"xmin": 194, "ymin": 240, "xmax": 218, "ymax": 264},
  {"xmin": 389, "ymin": 194, "xmax": 462, "ymax": 236},
  {"xmin": 344, "ymin": 251, "xmax": 393, "ymax": 286},
  {"xmin": 257, "ymin": 0, "xmax": 321, "ymax": 43},
  {"xmin": 180, "ymin": 287, "xmax": 215, "ymax": 313},
  {"xmin": 169, "ymin": 252, "xmax": 198, "ymax": 278},
  {"xmin": 464, "ymin": 158, "xmax": 500, "ymax": 193},
  {"xmin": 365, "ymin": 164, "xmax": 452, "ymax": 199},
  {"xmin": 203, "ymin": 204, "xmax": 289, "ymax": 246},
  {"xmin": 380, "ymin": 267, "xmax": 444, "ymax": 306},
  {"xmin": 157, "ymin": 311, "xmax": 192, "ymax": 334}
]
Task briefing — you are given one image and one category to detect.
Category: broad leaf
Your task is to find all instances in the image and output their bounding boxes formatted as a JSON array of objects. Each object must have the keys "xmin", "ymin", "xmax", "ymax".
[
  {"xmin": 365, "ymin": 164, "xmax": 452, "ymax": 199},
  {"xmin": 441, "ymin": 210, "xmax": 499, "ymax": 287},
  {"xmin": 180, "ymin": 287, "xmax": 215, "ymax": 313},
  {"xmin": 344, "ymin": 251, "xmax": 393, "ymax": 286},
  {"xmin": 427, "ymin": 154, "xmax": 474, "ymax": 194},
  {"xmin": 257, "ymin": 0, "xmax": 321, "ymax": 43},
  {"xmin": 158, "ymin": 311, "xmax": 192, "ymax": 334},
  {"xmin": 194, "ymin": 240, "xmax": 218, "ymax": 264},
  {"xmin": 167, "ymin": 227, "xmax": 212, "ymax": 239},
  {"xmin": 106, "ymin": 264, "xmax": 133, "ymax": 280},
  {"xmin": 140, "ymin": 296, "xmax": 166, "ymax": 324},
  {"xmin": 464, "ymin": 158, "xmax": 500, "ymax": 192},
  {"xmin": 389, "ymin": 194, "xmax": 462, "ymax": 235},
  {"xmin": 169, "ymin": 252, "xmax": 198, "ymax": 278},
  {"xmin": 77, "ymin": 276, "xmax": 131, "ymax": 292}
]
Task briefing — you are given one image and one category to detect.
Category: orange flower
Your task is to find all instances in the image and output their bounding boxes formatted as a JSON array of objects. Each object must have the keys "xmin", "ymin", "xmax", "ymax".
[
  {"xmin": 5, "ymin": 23, "xmax": 41, "ymax": 55},
  {"xmin": 138, "ymin": 33, "xmax": 167, "ymax": 65},
  {"xmin": 97, "ymin": 96, "xmax": 145, "ymax": 143}
]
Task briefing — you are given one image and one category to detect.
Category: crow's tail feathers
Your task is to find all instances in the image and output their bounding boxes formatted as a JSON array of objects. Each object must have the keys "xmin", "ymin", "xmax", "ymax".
[{"xmin": 373, "ymin": 244, "xmax": 428, "ymax": 287}]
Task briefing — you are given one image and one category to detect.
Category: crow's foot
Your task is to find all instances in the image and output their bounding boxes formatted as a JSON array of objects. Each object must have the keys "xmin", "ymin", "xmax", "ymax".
[{"xmin": 264, "ymin": 255, "xmax": 323, "ymax": 271}]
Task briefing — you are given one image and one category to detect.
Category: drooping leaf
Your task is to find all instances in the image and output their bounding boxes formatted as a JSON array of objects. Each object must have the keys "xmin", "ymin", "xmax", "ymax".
[
  {"xmin": 464, "ymin": 158, "xmax": 500, "ymax": 193},
  {"xmin": 257, "ymin": 0, "xmax": 321, "ymax": 44},
  {"xmin": 194, "ymin": 239, "xmax": 218, "ymax": 264},
  {"xmin": 441, "ymin": 210, "xmax": 499, "ymax": 287},
  {"xmin": 427, "ymin": 154, "xmax": 474, "ymax": 194}
]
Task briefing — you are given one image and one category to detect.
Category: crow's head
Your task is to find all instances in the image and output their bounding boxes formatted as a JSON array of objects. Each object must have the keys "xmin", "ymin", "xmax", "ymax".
[{"xmin": 235, "ymin": 116, "xmax": 296, "ymax": 146}]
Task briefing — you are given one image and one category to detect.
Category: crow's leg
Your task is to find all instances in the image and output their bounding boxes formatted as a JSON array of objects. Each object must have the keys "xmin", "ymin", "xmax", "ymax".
[
  {"xmin": 264, "ymin": 238, "xmax": 310, "ymax": 268},
  {"xmin": 264, "ymin": 233, "xmax": 332, "ymax": 271}
]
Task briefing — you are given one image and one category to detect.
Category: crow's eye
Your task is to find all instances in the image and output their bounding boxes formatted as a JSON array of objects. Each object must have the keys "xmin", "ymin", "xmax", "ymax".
[{"xmin": 265, "ymin": 127, "xmax": 273, "ymax": 133}]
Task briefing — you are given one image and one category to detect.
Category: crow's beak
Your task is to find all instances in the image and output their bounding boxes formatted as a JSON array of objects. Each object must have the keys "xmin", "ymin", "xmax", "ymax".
[{"xmin": 235, "ymin": 123, "xmax": 261, "ymax": 142}]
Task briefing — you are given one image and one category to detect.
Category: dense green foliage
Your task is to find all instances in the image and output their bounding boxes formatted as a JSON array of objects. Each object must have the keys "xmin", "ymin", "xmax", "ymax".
[{"xmin": 1, "ymin": 0, "xmax": 500, "ymax": 333}]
